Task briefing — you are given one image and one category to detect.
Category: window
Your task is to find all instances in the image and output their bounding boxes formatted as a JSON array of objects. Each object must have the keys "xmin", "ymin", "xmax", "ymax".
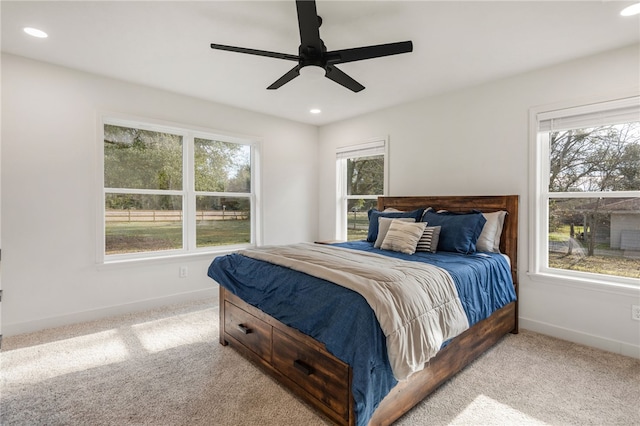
[
  {"xmin": 530, "ymin": 96, "xmax": 640, "ymax": 286},
  {"xmin": 336, "ymin": 139, "xmax": 388, "ymax": 241},
  {"xmin": 101, "ymin": 117, "xmax": 258, "ymax": 261}
]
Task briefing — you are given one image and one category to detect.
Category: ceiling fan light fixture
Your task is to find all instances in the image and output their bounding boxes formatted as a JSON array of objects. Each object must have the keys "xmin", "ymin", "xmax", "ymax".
[
  {"xmin": 620, "ymin": 2, "xmax": 640, "ymax": 16},
  {"xmin": 299, "ymin": 65, "xmax": 326, "ymax": 80}
]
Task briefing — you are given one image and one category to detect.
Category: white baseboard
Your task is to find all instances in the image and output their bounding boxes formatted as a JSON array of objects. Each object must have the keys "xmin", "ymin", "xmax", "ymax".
[
  {"xmin": 519, "ymin": 317, "xmax": 640, "ymax": 359},
  {"xmin": 2, "ymin": 287, "xmax": 218, "ymax": 337}
]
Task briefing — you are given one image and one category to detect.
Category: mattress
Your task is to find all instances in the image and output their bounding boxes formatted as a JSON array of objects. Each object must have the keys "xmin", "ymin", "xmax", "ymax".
[{"xmin": 208, "ymin": 241, "xmax": 516, "ymax": 426}]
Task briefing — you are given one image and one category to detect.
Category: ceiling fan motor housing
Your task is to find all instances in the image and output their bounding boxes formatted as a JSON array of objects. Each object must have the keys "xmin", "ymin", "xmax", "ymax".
[{"xmin": 299, "ymin": 42, "xmax": 327, "ymax": 69}]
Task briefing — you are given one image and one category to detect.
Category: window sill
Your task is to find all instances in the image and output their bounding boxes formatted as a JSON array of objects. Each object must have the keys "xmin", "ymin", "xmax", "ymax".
[
  {"xmin": 96, "ymin": 245, "xmax": 251, "ymax": 271},
  {"xmin": 527, "ymin": 270, "xmax": 640, "ymax": 297}
]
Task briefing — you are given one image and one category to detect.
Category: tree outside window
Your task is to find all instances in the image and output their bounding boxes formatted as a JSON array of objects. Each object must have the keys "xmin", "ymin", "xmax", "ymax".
[
  {"xmin": 347, "ymin": 155, "xmax": 384, "ymax": 240},
  {"xmin": 337, "ymin": 140, "xmax": 387, "ymax": 241},
  {"xmin": 540, "ymin": 107, "xmax": 640, "ymax": 281},
  {"xmin": 103, "ymin": 121, "xmax": 255, "ymax": 259}
]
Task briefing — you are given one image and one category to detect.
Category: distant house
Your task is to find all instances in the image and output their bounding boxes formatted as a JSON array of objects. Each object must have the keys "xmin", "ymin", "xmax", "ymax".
[
  {"xmin": 607, "ymin": 198, "xmax": 640, "ymax": 251},
  {"xmin": 574, "ymin": 198, "xmax": 640, "ymax": 254}
]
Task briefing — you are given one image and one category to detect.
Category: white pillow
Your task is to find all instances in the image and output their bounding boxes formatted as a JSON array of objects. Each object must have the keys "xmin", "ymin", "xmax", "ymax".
[
  {"xmin": 374, "ymin": 217, "xmax": 415, "ymax": 248},
  {"xmin": 476, "ymin": 211, "xmax": 507, "ymax": 253},
  {"xmin": 381, "ymin": 221, "xmax": 426, "ymax": 255}
]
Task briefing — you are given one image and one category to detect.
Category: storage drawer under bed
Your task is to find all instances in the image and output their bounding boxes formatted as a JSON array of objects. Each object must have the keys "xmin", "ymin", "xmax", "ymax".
[
  {"xmin": 272, "ymin": 328, "xmax": 350, "ymax": 419},
  {"xmin": 224, "ymin": 301, "xmax": 272, "ymax": 362},
  {"xmin": 220, "ymin": 288, "xmax": 354, "ymax": 425}
]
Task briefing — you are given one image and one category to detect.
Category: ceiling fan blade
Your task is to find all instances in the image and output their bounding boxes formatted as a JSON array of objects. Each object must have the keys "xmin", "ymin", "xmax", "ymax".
[
  {"xmin": 210, "ymin": 43, "xmax": 299, "ymax": 62},
  {"xmin": 325, "ymin": 64, "xmax": 365, "ymax": 93},
  {"xmin": 295, "ymin": 0, "xmax": 323, "ymax": 53},
  {"xmin": 267, "ymin": 65, "xmax": 301, "ymax": 90},
  {"xmin": 326, "ymin": 41, "xmax": 413, "ymax": 64}
]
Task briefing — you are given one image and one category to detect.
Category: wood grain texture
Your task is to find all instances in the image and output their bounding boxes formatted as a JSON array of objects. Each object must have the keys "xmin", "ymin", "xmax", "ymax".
[
  {"xmin": 219, "ymin": 195, "xmax": 519, "ymax": 426},
  {"xmin": 368, "ymin": 302, "xmax": 516, "ymax": 426},
  {"xmin": 222, "ymin": 288, "xmax": 355, "ymax": 425},
  {"xmin": 273, "ymin": 329, "xmax": 350, "ymax": 419},
  {"xmin": 224, "ymin": 301, "xmax": 272, "ymax": 362}
]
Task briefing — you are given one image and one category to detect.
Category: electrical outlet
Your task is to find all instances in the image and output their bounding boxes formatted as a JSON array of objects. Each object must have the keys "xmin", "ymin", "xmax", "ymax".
[
  {"xmin": 179, "ymin": 266, "xmax": 188, "ymax": 278},
  {"xmin": 632, "ymin": 305, "xmax": 640, "ymax": 321}
]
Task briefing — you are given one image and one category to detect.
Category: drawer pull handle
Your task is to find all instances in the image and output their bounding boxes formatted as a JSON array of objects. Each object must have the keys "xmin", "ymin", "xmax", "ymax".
[
  {"xmin": 293, "ymin": 359, "xmax": 314, "ymax": 376},
  {"xmin": 237, "ymin": 324, "xmax": 252, "ymax": 334}
]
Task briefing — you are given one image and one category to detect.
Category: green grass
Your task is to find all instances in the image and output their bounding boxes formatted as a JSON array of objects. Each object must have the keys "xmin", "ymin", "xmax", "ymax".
[
  {"xmin": 548, "ymin": 224, "xmax": 586, "ymax": 242},
  {"xmin": 195, "ymin": 220, "xmax": 250, "ymax": 247},
  {"xmin": 549, "ymin": 225, "xmax": 612, "ymax": 250},
  {"xmin": 548, "ymin": 224, "xmax": 639, "ymax": 278},
  {"xmin": 347, "ymin": 228, "xmax": 369, "ymax": 241},
  {"xmin": 106, "ymin": 220, "xmax": 250, "ymax": 254},
  {"xmin": 549, "ymin": 252, "xmax": 640, "ymax": 279},
  {"xmin": 347, "ymin": 212, "xmax": 369, "ymax": 241}
]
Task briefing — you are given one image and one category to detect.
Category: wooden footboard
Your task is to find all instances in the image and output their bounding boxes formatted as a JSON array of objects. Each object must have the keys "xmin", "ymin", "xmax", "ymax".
[
  {"xmin": 368, "ymin": 301, "xmax": 516, "ymax": 425},
  {"xmin": 217, "ymin": 195, "xmax": 519, "ymax": 425},
  {"xmin": 220, "ymin": 286, "xmax": 516, "ymax": 426}
]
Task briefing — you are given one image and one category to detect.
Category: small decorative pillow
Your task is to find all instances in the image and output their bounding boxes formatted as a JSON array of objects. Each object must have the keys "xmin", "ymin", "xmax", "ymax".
[
  {"xmin": 374, "ymin": 217, "xmax": 415, "ymax": 248},
  {"xmin": 366, "ymin": 208, "xmax": 425, "ymax": 242},
  {"xmin": 381, "ymin": 220, "xmax": 427, "ymax": 254},
  {"xmin": 416, "ymin": 226, "xmax": 442, "ymax": 253},
  {"xmin": 477, "ymin": 211, "xmax": 507, "ymax": 252}
]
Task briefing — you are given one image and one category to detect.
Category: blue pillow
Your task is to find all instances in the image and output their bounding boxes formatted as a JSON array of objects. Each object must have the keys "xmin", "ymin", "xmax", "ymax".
[
  {"xmin": 421, "ymin": 210, "xmax": 487, "ymax": 254},
  {"xmin": 366, "ymin": 208, "xmax": 425, "ymax": 242}
]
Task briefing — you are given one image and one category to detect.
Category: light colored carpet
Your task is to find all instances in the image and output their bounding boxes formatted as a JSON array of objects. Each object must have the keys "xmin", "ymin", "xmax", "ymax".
[{"xmin": 1, "ymin": 297, "xmax": 639, "ymax": 425}]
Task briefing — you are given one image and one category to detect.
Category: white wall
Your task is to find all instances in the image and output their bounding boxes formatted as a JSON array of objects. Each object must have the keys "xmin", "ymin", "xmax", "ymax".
[
  {"xmin": 1, "ymin": 54, "xmax": 318, "ymax": 335},
  {"xmin": 3, "ymin": 44, "xmax": 639, "ymax": 357},
  {"xmin": 318, "ymin": 44, "xmax": 640, "ymax": 357}
]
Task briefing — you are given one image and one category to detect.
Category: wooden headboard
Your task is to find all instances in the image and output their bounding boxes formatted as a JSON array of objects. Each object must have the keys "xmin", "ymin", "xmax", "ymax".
[{"xmin": 377, "ymin": 195, "xmax": 519, "ymax": 291}]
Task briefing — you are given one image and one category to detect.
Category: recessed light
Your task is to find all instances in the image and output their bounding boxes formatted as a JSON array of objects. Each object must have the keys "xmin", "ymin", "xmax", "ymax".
[
  {"xmin": 23, "ymin": 27, "xmax": 48, "ymax": 38},
  {"xmin": 310, "ymin": 108, "xmax": 322, "ymax": 114},
  {"xmin": 621, "ymin": 2, "xmax": 640, "ymax": 16}
]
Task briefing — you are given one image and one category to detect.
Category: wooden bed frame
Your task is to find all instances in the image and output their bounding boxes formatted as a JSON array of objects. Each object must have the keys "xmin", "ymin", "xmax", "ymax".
[{"xmin": 219, "ymin": 195, "xmax": 519, "ymax": 425}]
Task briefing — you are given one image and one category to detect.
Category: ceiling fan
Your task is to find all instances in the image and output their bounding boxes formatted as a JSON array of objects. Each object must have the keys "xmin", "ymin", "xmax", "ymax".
[{"xmin": 210, "ymin": 0, "xmax": 413, "ymax": 93}]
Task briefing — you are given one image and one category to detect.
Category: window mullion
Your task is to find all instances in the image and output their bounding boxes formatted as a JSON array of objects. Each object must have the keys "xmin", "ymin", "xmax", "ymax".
[
  {"xmin": 548, "ymin": 191, "xmax": 640, "ymax": 199},
  {"xmin": 336, "ymin": 158, "xmax": 346, "ymax": 240},
  {"xmin": 184, "ymin": 132, "xmax": 195, "ymax": 251},
  {"xmin": 104, "ymin": 188, "xmax": 184, "ymax": 196},
  {"xmin": 540, "ymin": 193, "xmax": 550, "ymax": 272},
  {"xmin": 195, "ymin": 191, "xmax": 253, "ymax": 198}
]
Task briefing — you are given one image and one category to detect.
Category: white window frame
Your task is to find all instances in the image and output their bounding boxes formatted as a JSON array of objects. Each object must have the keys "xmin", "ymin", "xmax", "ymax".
[
  {"xmin": 97, "ymin": 114, "xmax": 261, "ymax": 264},
  {"xmin": 335, "ymin": 138, "xmax": 389, "ymax": 240},
  {"xmin": 528, "ymin": 95, "xmax": 640, "ymax": 290}
]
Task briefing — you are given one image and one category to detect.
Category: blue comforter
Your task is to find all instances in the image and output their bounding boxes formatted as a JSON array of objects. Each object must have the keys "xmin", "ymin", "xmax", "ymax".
[{"xmin": 207, "ymin": 241, "xmax": 516, "ymax": 426}]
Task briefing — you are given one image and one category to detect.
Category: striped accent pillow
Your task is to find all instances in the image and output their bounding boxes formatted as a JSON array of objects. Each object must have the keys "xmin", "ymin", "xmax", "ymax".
[
  {"xmin": 374, "ymin": 217, "xmax": 415, "ymax": 248},
  {"xmin": 381, "ymin": 220, "xmax": 427, "ymax": 254},
  {"xmin": 416, "ymin": 226, "xmax": 442, "ymax": 253}
]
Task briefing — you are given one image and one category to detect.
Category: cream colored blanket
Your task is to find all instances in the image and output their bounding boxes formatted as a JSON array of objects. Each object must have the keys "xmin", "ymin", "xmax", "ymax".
[{"xmin": 240, "ymin": 242, "xmax": 469, "ymax": 380}]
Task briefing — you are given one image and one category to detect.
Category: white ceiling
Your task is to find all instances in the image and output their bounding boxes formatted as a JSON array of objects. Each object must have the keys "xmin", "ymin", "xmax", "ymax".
[{"xmin": 2, "ymin": 1, "xmax": 639, "ymax": 125}]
